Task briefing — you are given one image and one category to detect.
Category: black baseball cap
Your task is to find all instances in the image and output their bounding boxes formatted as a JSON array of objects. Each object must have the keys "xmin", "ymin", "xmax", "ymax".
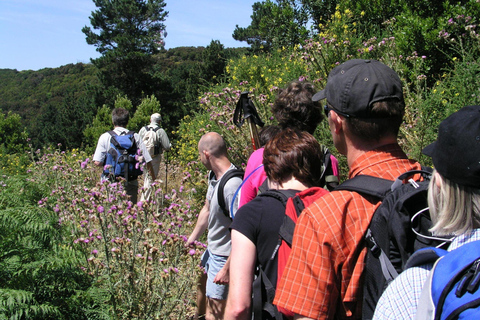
[
  {"xmin": 423, "ymin": 105, "xmax": 480, "ymax": 188},
  {"xmin": 312, "ymin": 59, "xmax": 404, "ymax": 118}
]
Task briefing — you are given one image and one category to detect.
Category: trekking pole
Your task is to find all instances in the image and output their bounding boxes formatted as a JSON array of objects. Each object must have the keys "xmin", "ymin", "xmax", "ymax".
[
  {"xmin": 233, "ymin": 91, "xmax": 264, "ymax": 151},
  {"xmin": 164, "ymin": 151, "xmax": 168, "ymax": 192}
]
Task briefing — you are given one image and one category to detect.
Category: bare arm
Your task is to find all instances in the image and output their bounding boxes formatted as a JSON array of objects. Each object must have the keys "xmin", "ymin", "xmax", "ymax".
[
  {"xmin": 213, "ymin": 255, "xmax": 230, "ymax": 285},
  {"xmin": 224, "ymin": 230, "xmax": 256, "ymax": 320},
  {"xmin": 186, "ymin": 201, "xmax": 210, "ymax": 247}
]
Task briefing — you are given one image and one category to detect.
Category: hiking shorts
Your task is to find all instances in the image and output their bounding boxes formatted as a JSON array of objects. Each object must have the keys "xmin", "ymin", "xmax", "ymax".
[{"xmin": 202, "ymin": 249, "xmax": 229, "ymax": 300}]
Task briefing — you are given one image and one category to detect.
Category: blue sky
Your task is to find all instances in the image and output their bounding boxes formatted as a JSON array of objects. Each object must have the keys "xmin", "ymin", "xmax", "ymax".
[{"xmin": 0, "ymin": 0, "xmax": 256, "ymax": 71}]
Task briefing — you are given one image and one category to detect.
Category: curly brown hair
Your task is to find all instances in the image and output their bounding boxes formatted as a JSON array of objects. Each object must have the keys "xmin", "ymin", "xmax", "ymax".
[{"xmin": 271, "ymin": 81, "xmax": 323, "ymax": 134}]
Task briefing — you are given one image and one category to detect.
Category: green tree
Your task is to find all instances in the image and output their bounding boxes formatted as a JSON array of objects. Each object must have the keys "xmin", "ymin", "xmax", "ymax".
[
  {"xmin": 0, "ymin": 112, "xmax": 27, "ymax": 154},
  {"xmin": 130, "ymin": 95, "xmax": 162, "ymax": 131},
  {"xmin": 233, "ymin": 0, "xmax": 310, "ymax": 52},
  {"xmin": 201, "ymin": 40, "xmax": 228, "ymax": 84},
  {"xmin": 82, "ymin": 0, "xmax": 168, "ymax": 105}
]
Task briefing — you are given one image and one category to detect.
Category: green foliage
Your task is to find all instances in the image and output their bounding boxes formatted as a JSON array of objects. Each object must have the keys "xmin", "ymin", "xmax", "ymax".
[
  {"xmin": 233, "ymin": 0, "xmax": 310, "ymax": 52},
  {"xmin": 82, "ymin": 0, "xmax": 167, "ymax": 55},
  {"xmin": 0, "ymin": 111, "xmax": 28, "ymax": 155},
  {"xmin": 130, "ymin": 95, "xmax": 163, "ymax": 131},
  {"xmin": 83, "ymin": 105, "xmax": 112, "ymax": 154},
  {"xmin": 0, "ymin": 64, "xmax": 100, "ymax": 150},
  {"xmin": 0, "ymin": 161, "xmax": 96, "ymax": 319},
  {"xmin": 83, "ymin": 0, "xmax": 168, "ymax": 105}
]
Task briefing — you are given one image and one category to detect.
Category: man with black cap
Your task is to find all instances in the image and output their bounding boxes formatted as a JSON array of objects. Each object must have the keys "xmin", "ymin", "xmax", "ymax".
[{"xmin": 274, "ymin": 59, "xmax": 423, "ymax": 320}]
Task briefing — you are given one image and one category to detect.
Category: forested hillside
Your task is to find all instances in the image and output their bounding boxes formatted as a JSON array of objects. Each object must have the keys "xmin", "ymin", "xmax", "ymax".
[{"xmin": 0, "ymin": 45, "xmax": 248, "ymax": 151}]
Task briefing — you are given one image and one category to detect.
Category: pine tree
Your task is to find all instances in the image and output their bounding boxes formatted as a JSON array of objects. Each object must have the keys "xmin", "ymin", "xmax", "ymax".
[{"xmin": 82, "ymin": 0, "xmax": 168, "ymax": 105}]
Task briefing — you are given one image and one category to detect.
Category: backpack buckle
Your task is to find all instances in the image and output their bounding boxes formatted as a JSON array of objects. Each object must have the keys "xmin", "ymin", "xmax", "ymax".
[{"xmin": 365, "ymin": 229, "xmax": 381, "ymax": 257}]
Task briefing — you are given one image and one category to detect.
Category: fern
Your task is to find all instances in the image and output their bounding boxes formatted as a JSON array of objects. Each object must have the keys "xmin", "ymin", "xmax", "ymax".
[{"xmin": 0, "ymin": 289, "xmax": 61, "ymax": 319}]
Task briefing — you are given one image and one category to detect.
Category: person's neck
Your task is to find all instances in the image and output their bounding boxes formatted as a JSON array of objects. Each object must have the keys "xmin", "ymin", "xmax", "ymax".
[
  {"xmin": 346, "ymin": 137, "xmax": 398, "ymax": 168},
  {"xmin": 211, "ymin": 158, "xmax": 233, "ymax": 180},
  {"xmin": 269, "ymin": 178, "xmax": 308, "ymax": 191}
]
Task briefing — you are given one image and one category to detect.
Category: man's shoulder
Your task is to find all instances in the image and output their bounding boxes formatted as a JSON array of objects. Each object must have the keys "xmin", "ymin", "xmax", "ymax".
[{"xmin": 223, "ymin": 169, "xmax": 243, "ymax": 189}]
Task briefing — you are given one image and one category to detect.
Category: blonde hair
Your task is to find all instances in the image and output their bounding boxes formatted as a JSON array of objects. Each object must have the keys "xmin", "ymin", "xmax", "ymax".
[{"xmin": 428, "ymin": 170, "xmax": 480, "ymax": 236}]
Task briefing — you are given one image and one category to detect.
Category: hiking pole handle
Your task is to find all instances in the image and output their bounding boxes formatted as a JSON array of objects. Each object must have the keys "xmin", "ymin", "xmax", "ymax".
[{"xmin": 234, "ymin": 91, "xmax": 264, "ymax": 151}]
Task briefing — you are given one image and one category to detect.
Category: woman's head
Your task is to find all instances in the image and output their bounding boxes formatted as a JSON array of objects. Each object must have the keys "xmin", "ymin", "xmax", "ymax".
[
  {"xmin": 424, "ymin": 106, "xmax": 480, "ymax": 235},
  {"xmin": 271, "ymin": 81, "xmax": 323, "ymax": 134},
  {"xmin": 428, "ymin": 171, "xmax": 480, "ymax": 236},
  {"xmin": 263, "ymin": 128, "xmax": 323, "ymax": 188}
]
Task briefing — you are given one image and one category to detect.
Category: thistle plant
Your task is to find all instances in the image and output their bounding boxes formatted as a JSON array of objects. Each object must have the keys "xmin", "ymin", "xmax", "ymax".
[{"xmin": 24, "ymin": 146, "xmax": 205, "ymax": 319}]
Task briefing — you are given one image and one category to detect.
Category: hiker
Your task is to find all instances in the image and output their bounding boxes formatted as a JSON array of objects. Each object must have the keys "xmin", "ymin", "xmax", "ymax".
[
  {"xmin": 186, "ymin": 132, "xmax": 243, "ymax": 320},
  {"xmin": 93, "ymin": 108, "xmax": 155, "ymax": 204},
  {"xmin": 138, "ymin": 112, "xmax": 171, "ymax": 201},
  {"xmin": 274, "ymin": 59, "xmax": 423, "ymax": 319},
  {"xmin": 373, "ymin": 105, "xmax": 480, "ymax": 319},
  {"xmin": 237, "ymin": 125, "xmax": 281, "ymax": 207},
  {"xmin": 225, "ymin": 128, "xmax": 328, "ymax": 320},
  {"xmin": 238, "ymin": 81, "xmax": 339, "ymax": 207}
]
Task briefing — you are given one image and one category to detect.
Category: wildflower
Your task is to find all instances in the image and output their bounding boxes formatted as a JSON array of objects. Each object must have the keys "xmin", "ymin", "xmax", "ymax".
[
  {"xmin": 97, "ymin": 206, "xmax": 104, "ymax": 213},
  {"xmin": 189, "ymin": 249, "xmax": 196, "ymax": 256}
]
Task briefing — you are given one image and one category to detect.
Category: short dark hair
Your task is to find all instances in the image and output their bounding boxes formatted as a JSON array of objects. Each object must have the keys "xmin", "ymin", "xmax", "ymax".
[
  {"xmin": 112, "ymin": 108, "xmax": 130, "ymax": 127},
  {"xmin": 263, "ymin": 128, "xmax": 323, "ymax": 187},
  {"xmin": 271, "ymin": 81, "xmax": 323, "ymax": 134},
  {"xmin": 259, "ymin": 125, "xmax": 281, "ymax": 147},
  {"xmin": 343, "ymin": 99, "xmax": 405, "ymax": 142}
]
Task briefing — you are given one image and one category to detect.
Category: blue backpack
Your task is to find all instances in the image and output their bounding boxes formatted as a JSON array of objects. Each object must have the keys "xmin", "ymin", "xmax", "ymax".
[
  {"xmin": 406, "ymin": 240, "xmax": 480, "ymax": 319},
  {"xmin": 103, "ymin": 130, "xmax": 143, "ymax": 181}
]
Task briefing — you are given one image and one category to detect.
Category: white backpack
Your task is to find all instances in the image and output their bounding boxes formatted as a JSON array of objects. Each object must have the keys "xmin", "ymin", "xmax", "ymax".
[{"xmin": 143, "ymin": 126, "xmax": 161, "ymax": 157}]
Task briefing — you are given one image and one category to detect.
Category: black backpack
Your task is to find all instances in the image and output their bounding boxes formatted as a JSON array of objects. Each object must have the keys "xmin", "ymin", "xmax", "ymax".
[
  {"xmin": 252, "ymin": 188, "xmax": 328, "ymax": 320},
  {"xmin": 209, "ymin": 167, "xmax": 244, "ymax": 219},
  {"xmin": 252, "ymin": 189, "xmax": 301, "ymax": 320},
  {"xmin": 335, "ymin": 168, "xmax": 449, "ymax": 319}
]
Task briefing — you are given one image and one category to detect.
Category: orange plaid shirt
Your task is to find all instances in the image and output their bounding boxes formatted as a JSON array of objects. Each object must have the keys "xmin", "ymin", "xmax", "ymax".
[{"xmin": 273, "ymin": 144, "xmax": 422, "ymax": 319}]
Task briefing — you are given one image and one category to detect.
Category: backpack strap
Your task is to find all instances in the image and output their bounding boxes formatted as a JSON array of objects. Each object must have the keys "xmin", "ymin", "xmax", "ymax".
[
  {"xmin": 257, "ymin": 178, "xmax": 269, "ymax": 194},
  {"xmin": 319, "ymin": 146, "xmax": 339, "ymax": 191},
  {"xmin": 259, "ymin": 189, "xmax": 300, "ymax": 249},
  {"xmin": 334, "ymin": 175, "xmax": 403, "ymax": 284},
  {"xmin": 252, "ymin": 266, "xmax": 284, "ymax": 320},
  {"xmin": 229, "ymin": 164, "xmax": 264, "ymax": 215},
  {"xmin": 335, "ymin": 175, "xmax": 392, "ymax": 198},
  {"xmin": 216, "ymin": 168, "xmax": 244, "ymax": 218}
]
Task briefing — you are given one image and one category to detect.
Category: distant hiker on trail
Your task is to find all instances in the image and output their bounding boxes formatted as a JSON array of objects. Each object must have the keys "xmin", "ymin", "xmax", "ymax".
[
  {"xmin": 93, "ymin": 108, "xmax": 155, "ymax": 204},
  {"xmin": 186, "ymin": 132, "xmax": 243, "ymax": 320},
  {"xmin": 138, "ymin": 112, "xmax": 171, "ymax": 201},
  {"xmin": 373, "ymin": 105, "xmax": 480, "ymax": 320},
  {"xmin": 274, "ymin": 59, "xmax": 422, "ymax": 319},
  {"xmin": 225, "ymin": 128, "xmax": 329, "ymax": 320}
]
